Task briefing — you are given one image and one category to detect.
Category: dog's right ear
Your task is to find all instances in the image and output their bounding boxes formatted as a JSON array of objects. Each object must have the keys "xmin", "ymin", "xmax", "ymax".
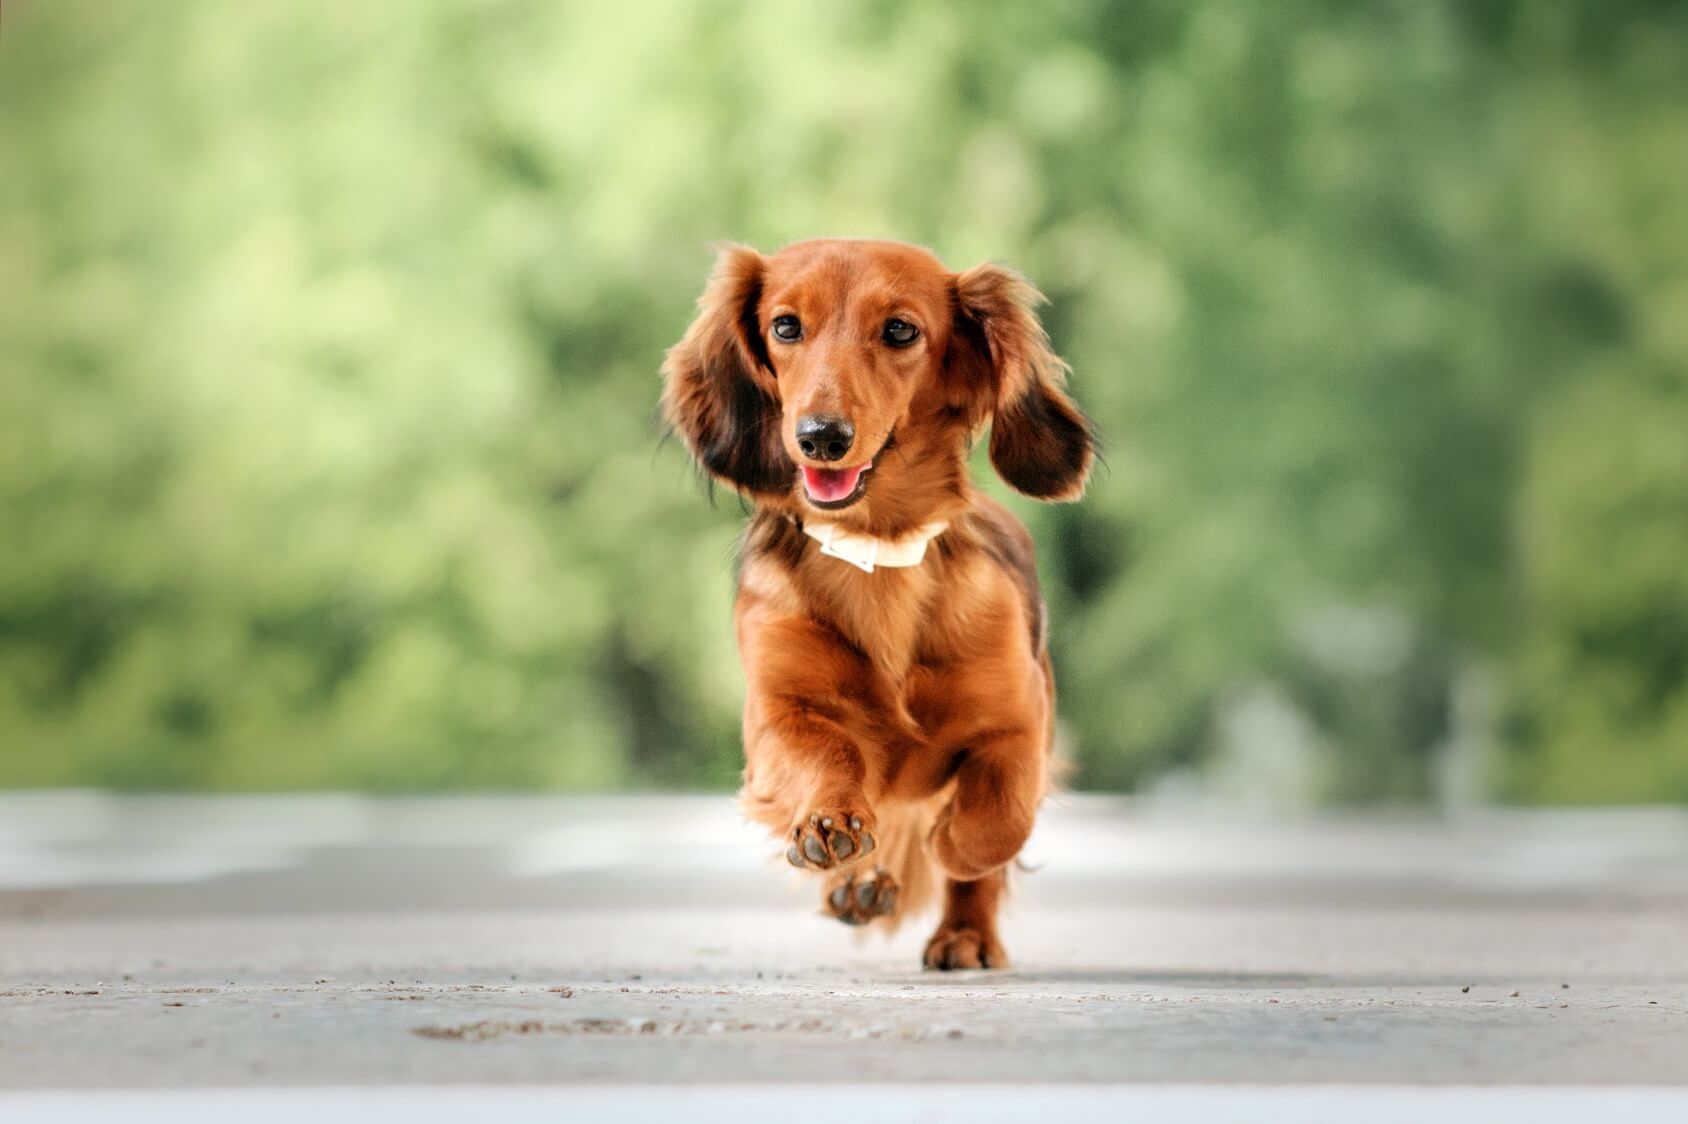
[{"xmin": 661, "ymin": 244, "xmax": 794, "ymax": 497}]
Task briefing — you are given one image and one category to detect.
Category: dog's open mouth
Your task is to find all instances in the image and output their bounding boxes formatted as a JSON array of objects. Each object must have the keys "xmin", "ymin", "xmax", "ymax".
[{"xmin": 801, "ymin": 461, "xmax": 873, "ymax": 509}]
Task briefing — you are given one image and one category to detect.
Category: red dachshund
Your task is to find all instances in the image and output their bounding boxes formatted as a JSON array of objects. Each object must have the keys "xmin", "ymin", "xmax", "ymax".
[{"xmin": 663, "ymin": 239, "xmax": 1092, "ymax": 969}]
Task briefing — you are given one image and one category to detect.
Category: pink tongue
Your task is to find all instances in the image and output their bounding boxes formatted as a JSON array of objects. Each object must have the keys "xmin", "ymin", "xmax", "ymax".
[{"xmin": 802, "ymin": 465, "xmax": 864, "ymax": 503}]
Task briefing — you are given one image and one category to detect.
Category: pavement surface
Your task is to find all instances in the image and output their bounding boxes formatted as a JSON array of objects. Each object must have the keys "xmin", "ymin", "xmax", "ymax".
[{"xmin": 1, "ymin": 793, "xmax": 1686, "ymax": 1115}]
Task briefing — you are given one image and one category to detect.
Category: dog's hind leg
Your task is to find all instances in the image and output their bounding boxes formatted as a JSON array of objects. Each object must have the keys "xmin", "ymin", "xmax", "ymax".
[{"xmin": 923, "ymin": 868, "xmax": 1008, "ymax": 970}]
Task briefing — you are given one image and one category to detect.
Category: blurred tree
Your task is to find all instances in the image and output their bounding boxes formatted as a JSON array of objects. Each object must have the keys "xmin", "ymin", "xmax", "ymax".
[{"xmin": 0, "ymin": 0, "xmax": 1683, "ymax": 800}]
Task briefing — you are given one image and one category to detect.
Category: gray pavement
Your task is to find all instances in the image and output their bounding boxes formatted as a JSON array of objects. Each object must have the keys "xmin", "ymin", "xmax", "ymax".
[{"xmin": 1, "ymin": 793, "xmax": 1686, "ymax": 1111}]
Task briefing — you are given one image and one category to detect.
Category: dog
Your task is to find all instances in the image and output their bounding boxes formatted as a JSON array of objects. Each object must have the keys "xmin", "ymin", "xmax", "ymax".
[{"xmin": 662, "ymin": 238, "xmax": 1093, "ymax": 969}]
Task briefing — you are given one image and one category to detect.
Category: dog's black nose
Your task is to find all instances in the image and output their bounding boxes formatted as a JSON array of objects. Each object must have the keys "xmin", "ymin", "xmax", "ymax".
[{"xmin": 796, "ymin": 415, "xmax": 855, "ymax": 462}]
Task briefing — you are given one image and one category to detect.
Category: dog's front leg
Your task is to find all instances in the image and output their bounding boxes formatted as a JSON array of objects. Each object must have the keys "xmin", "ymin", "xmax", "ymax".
[
  {"xmin": 739, "ymin": 612, "xmax": 881, "ymax": 873},
  {"xmin": 928, "ymin": 730, "xmax": 1043, "ymax": 882}
]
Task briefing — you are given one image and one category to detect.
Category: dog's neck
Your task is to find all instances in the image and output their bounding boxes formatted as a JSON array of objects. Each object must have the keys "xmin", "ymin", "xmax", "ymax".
[{"xmin": 800, "ymin": 519, "xmax": 950, "ymax": 574}]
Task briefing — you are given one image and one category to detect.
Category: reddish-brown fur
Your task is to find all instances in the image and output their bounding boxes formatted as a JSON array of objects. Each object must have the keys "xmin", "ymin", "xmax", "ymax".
[{"xmin": 662, "ymin": 238, "xmax": 1092, "ymax": 970}]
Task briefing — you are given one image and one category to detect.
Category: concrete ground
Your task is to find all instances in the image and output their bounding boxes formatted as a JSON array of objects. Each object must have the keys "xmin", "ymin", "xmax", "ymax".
[{"xmin": 1, "ymin": 793, "xmax": 1686, "ymax": 1117}]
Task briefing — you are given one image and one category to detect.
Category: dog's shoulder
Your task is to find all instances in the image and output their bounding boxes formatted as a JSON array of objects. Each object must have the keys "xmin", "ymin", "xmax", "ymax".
[
  {"xmin": 954, "ymin": 493, "xmax": 1046, "ymax": 655},
  {"xmin": 733, "ymin": 512, "xmax": 808, "ymax": 617}
]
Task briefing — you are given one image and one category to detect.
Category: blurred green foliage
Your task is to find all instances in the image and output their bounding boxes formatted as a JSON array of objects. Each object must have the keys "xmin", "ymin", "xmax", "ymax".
[{"xmin": 1, "ymin": 1, "xmax": 1684, "ymax": 800}]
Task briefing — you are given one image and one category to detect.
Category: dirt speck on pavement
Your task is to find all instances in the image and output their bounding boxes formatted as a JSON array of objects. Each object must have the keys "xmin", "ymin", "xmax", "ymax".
[{"xmin": 412, "ymin": 1016, "xmax": 972, "ymax": 1043}]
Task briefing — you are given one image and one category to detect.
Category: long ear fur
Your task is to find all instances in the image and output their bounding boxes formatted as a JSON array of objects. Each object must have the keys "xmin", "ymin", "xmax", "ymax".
[
  {"xmin": 661, "ymin": 245, "xmax": 794, "ymax": 497},
  {"xmin": 950, "ymin": 262, "xmax": 1094, "ymax": 501}
]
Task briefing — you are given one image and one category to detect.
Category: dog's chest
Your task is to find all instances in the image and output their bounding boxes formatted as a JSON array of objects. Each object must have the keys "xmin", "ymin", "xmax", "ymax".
[
  {"xmin": 808, "ymin": 551, "xmax": 1011, "ymax": 693},
  {"xmin": 801, "ymin": 560, "xmax": 945, "ymax": 683}
]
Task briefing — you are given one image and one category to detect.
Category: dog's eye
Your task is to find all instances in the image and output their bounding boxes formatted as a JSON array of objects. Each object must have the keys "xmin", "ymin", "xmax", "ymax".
[
  {"xmin": 882, "ymin": 319, "xmax": 919, "ymax": 347},
  {"xmin": 771, "ymin": 315, "xmax": 802, "ymax": 342}
]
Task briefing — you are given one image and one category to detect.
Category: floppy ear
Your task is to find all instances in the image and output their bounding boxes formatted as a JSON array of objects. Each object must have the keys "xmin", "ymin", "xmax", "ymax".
[
  {"xmin": 950, "ymin": 262, "xmax": 1094, "ymax": 501},
  {"xmin": 661, "ymin": 245, "xmax": 794, "ymax": 497}
]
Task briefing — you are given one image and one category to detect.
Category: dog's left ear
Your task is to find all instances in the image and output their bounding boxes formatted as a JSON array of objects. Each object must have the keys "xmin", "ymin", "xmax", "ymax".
[{"xmin": 949, "ymin": 263, "xmax": 1094, "ymax": 501}]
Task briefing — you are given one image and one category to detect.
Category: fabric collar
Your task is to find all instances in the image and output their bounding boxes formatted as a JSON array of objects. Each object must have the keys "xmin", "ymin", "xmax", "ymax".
[{"xmin": 800, "ymin": 519, "xmax": 949, "ymax": 574}]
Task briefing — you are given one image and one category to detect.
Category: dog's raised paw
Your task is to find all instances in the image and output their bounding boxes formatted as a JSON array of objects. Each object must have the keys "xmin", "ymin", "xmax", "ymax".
[
  {"xmin": 824, "ymin": 868, "xmax": 899, "ymax": 926},
  {"xmin": 923, "ymin": 926, "xmax": 1006, "ymax": 971},
  {"xmin": 785, "ymin": 810, "xmax": 876, "ymax": 871}
]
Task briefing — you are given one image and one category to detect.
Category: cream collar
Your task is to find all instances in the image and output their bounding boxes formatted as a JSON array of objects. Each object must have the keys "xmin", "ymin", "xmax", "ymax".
[{"xmin": 801, "ymin": 519, "xmax": 949, "ymax": 574}]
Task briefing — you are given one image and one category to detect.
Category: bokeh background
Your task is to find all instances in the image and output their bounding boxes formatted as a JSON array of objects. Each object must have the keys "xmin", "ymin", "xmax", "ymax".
[{"xmin": 2, "ymin": 0, "xmax": 1684, "ymax": 804}]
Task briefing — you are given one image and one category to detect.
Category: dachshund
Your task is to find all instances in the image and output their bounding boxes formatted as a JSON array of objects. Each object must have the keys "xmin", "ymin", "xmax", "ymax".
[{"xmin": 662, "ymin": 238, "xmax": 1093, "ymax": 969}]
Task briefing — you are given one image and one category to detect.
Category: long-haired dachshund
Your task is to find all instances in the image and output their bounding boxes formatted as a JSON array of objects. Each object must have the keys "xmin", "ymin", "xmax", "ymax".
[{"xmin": 662, "ymin": 238, "xmax": 1093, "ymax": 970}]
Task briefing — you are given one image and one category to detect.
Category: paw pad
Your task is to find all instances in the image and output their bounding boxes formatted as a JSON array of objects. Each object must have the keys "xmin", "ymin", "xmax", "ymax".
[
  {"xmin": 785, "ymin": 811, "xmax": 875, "ymax": 871},
  {"xmin": 824, "ymin": 868, "xmax": 899, "ymax": 926}
]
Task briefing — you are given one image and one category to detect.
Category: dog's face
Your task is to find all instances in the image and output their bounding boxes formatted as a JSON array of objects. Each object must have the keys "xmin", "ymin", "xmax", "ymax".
[
  {"xmin": 756, "ymin": 240, "xmax": 956, "ymax": 511},
  {"xmin": 663, "ymin": 238, "xmax": 1092, "ymax": 524}
]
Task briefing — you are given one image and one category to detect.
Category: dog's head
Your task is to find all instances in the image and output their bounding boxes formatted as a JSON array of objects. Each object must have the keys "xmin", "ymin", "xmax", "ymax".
[{"xmin": 662, "ymin": 238, "xmax": 1092, "ymax": 523}]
